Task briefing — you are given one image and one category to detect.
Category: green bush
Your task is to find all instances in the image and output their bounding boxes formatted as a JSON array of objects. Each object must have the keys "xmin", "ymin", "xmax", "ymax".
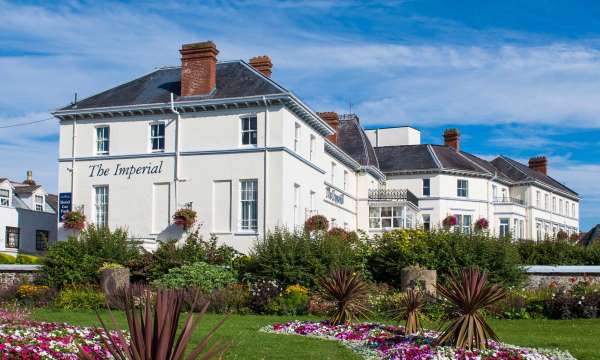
[
  {"xmin": 367, "ymin": 229, "xmax": 525, "ymax": 287},
  {"xmin": 42, "ymin": 225, "xmax": 140, "ymax": 288},
  {"xmin": 517, "ymin": 240, "xmax": 600, "ymax": 265},
  {"xmin": 128, "ymin": 232, "xmax": 240, "ymax": 282},
  {"xmin": 241, "ymin": 229, "xmax": 370, "ymax": 288},
  {"xmin": 154, "ymin": 261, "xmax": 237, "ymax": 292},
  {"xmin": 0, "ymin": 253, "xmax": 16, "ymax": 264},
  {"xmin": 15, "ymin": 254, "xmax": 42, "ymax": 264},
  {"xmin": 55, "ymin": 286, "xmax": 106, "ymax": 310}
]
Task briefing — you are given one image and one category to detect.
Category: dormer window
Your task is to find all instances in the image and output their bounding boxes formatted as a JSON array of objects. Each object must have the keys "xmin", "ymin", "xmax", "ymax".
[
  {"xmin": 34, "ymin": 194, "xmax": 44, "ymax": 211},
  {"xmin": 0, "ymin": 188, "xmax": 9, "ymax": 206}
]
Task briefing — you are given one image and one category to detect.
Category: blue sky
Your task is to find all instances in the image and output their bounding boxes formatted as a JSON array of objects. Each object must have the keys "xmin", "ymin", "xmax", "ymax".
[{"xmin": 1, "ymin": 0, "xmax": 599, "ymax": 230}]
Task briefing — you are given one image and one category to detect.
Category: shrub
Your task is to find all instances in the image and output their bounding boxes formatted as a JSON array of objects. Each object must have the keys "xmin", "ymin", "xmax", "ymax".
[
  {"xmin": 154, "ymin": 262, "xmax": 237, "ymax": 292},
  {"xmin": 15, "ymin": 254, "xmax": 42, "ymax": 264},
  {"xmin": 248, "ymin": 278, "xmax": 282, "ymax": 314},
  {"xmin": 0, "ymin": 253, "xmax": 16, "ymax": 264},
  {"xmin": 317, "ymin": 268, "xmax": 370, "ymax": 324},
  {"xmin": 268, "ymin": 284, "xmax": 310, "ymax": 316},
  {"xmin": 391, "ymin": 289, "xmax": 423, "ymax": 334},
  {"xmin": 128, "ymin": 232, "xmax": 240, "ymax": 282},
  {"xmin": 436, "ymin": 267, "xmax": 506, "ymax": 349},
  {"xmin": 16, "ymin": 284, "xmax": 55, "ymax": 307},
  {"xmin": 517, "ymin": 239, "xmax": 600, "ymax": 265},
  {"xmin": 202, "ymin": 283, "xmax": 250, "ymax": 314},
  {"xmin": 304, "ymin": 215, "xmax": 329, "ymax": 232},
  {"xmin": 55, "ymin": 286, "xmax": 106, "ymax": 310},
  {"xmin": 172, "ymin": 208, "xmax": 197, "ymax": 230},
  {"xmin": 242, "ymin": 229, "xmax": 369, "ymax": 288},
  {"xmin": 99, "ymin": 262, "xmax": 125, "ymax": 271},
  {"xmin": 42, "ymin": 225, "xmax": 140, "ymax": 288},
  {"xmin": 556, "ymin": 230, "xmax": 568, "ymax": 241},
  {"xmin": 367, "ymin": 229, "xmax": 524, "ymax": 287}
]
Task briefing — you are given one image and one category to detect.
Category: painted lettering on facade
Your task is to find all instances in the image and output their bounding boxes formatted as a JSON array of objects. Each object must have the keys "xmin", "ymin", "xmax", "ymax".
[
  {"xmin": 326, "ymin": 186, "xmax": 344, "ymax": 205},
  {"xmin": 88, "ymin": 161, "xmax": 164, "ymax": 179}
]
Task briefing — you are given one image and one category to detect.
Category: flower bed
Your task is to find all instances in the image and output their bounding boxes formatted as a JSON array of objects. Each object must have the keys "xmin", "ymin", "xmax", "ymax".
[
  {"xmin": 0, "ymin": 309, "xmax": 124, "ymax": 359},
  {"xmin": 262, "ymin": 321, "xmax": 576, "ymax": 360}
]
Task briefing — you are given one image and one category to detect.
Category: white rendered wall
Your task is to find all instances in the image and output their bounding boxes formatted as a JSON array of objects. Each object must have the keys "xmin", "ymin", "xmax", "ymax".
[{"xmin": 365, "ymin": 127, "xmax": 421, "ymax": 147}]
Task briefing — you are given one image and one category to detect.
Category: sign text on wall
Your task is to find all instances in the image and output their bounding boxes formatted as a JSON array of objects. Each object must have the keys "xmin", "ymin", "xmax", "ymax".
[
  {"xmin": 326, "ymin": 187, "xmax": 345, "ymax": 205},
  {"xmin": 88, "ymin": 161, "xmax": 164, "ymax": 180}
]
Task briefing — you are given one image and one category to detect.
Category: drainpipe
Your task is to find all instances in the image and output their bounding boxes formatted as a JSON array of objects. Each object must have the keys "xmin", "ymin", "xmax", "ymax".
[
  {"xmin": 170, "ymin": 93, "xmax": 181, "ymax": 212},
  {"xmin": 262, "ymin": 96, "xmax": 268, "ymax": 238},
  {"xmin": 70, "ymin": 118, "xmax": 77, "ymax": 203},
  {"xmin": 488, "ymin": 172, "xmax": 497, "ymax": 233}
]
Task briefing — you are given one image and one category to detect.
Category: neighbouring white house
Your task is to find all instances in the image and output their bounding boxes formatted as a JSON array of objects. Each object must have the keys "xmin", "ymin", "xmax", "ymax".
[
  {"xmin": 0, "ymin": 171, "xmax": 58, "ymax": 254},
  {"xmin": 366, "ymin": 127, "xmax": 580, "ymax": 240},
  {"xmin": 52, "ymin": 40, "xmax": 579, "ymax": 253}
]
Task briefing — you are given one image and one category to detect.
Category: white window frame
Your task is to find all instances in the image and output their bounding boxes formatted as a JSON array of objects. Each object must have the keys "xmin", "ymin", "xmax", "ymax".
[
  {"xmin": 536, "ymin": 191, "xmax": 541, "ymax": 208},
  {"xmin": 5, "ymin": 226, "xmax": 19, "ymax": 249},
  {"xmin": 309, "ymin": 135, "xmax": 316, "ymax": 161},
  {"xmin": 559, "ymin": 199, "xmax": 563, "ymax": 215},
  {"xmin": 94, "ymin": 185, "xmax": 109, "ymax": 227},
  {"xmin": 572, "ymin": 203, "xmax": 576, "ymax": 218},
  {"xmin": 423, "ymin": 178, "xmax": 431, "ymax": 196},
  {"xmin": 343, "ymin": 171, "xmax": 349, "ymax": 191},
  {"xmin": 241, "ymin": 116, "xmax": 258, "ymax": 146},
  {"xmin": 330, "ymin": 162, "xmax": 336, "ymax": 185},
  {"xmin": 422, "ymin": 214, "xmax": 431, "ymax": 231},
  {"xmin": 536, "ymin": 222, "xmax": 542, "ymax": 241},
  {"xmin": 95, "ymin": 126, "xmax": 110, "ymax": 155},
  {"xmin": 454, "ymin": 214, "xmax": 472, "ymax": 234},
  {"xmin": 457, "ymin": 179, "xmax": 468, "ymax": 197},
  {"xmin": 239, "ymin": 179, "xmax": 258, "ymax": 232},
  {"xmin": 499, "ymin": 218, "xmax": 510, "ymax": 237},
  {"xmin": 552, "ymin": 197, "xmax": 556, "ymax": 212},
  {"xmin": 150, "ymin": 122, "xmax": 166, "ymax": 152},
  {"xmin": 565, "ymin": 201, "xmax": 570, "ymax": 217},
  {"xmin": 34, "ymin": 194, "xmax": 44, "ymax": 212},
  {"xmin": 294, "ymin": 123, "xmax": 301, "ymax": 152},
  {"xmin": 545, "ymin": 194, "xmax": 549, "ymax": 210},
  {"xmin": 0, "ymin": 188, "xmax": 10, "ymax": 207},
  {"xmin": 369, "ymin": 206, "xmax": 404, "ymax": 229}
]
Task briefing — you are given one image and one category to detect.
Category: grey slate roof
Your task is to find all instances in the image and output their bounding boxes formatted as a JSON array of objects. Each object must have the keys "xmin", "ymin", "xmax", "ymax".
[
  {"xmin": 375, "ymin": 145, "xmax": 438, "ymax": 172},
  {"xmin": 60, "ymin": 61, "xmax": 286, "ymax": 111},
  {"xmin": 46, "ymin": 194, "xmax": 58, "ymax": 212},
  {"xmin": 336, "ymin": 116, "xmax": 379, "ymax": 167},
  {"xmin": 580, "ymin": 225, "xmax": 600, "ymax": 246},
  {"xmin": 12, "ymin": 185, "xmax": 41, "ymax": 195},
  {"xmin": 491, "ymin": 156, "xmax": 577, "ymax": 196}
]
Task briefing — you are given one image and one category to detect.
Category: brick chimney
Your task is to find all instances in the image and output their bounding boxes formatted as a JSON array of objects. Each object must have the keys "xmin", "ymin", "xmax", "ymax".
[
  {"xmin": 180, "ymin": 41, "xmax": 219, "ymax": 96},
  {"xmin": 529, "ymin": 156, "xmax": 548, "ymax": 175},
  {"xmin": 317, "ymin": 112, "xmax": 340, "ymax": 143},
  {"xmin": 23, "ymin": 170, "xmax": 36, "ymax": 186},
  {"xmin": 249, "ymin": 55, "xmax": 273, "ymax": 78},
  {"xmin": 443, "ymin": 128, "xmax": 460, "ymax": 151}
]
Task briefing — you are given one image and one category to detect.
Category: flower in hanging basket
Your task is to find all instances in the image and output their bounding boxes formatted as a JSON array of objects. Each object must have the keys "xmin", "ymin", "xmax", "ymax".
[
  {"xmin": 304, "ymin": 214, "xmax": 329, "ymax": 233},
  {"xmin": 442, "ymin": 215, "xmax": 457, "ymax": 229},
  {"xmin": 172, "ymin": 208, "xmax": 197, "ymax": 230},
  {"xmin": 474, "ymin": 218, "xmax": 489, "ymax": 231},
  {"xmin": 62, "ymin": 210, "xmax": 86, "ymax": 230}
]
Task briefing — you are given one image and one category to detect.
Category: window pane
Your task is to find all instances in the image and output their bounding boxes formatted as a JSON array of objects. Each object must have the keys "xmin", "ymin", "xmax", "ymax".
[
  {"xmin": 392, "ymin": 218, "xmax": 401, "ymax": 228},
  {"xmin": 381, "ymin": 207, "xmax": 392, "ymax": 217},
  {"xmin": 250, "ymin": 131, "xmax": 257, "ymax": 145},
  {"xmin": 382, "ymin": 218, "xmax": 392, "ymax": 228},
  {"xmin": 369, "ymin": 207, "xmax": 379, "ymax": 217},
  {"xmin": 250, "ymin": 117, "xmax": 256, "ymax": 130}
]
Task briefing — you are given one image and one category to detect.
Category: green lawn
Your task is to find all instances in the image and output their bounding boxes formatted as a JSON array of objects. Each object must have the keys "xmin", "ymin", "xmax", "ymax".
[{"xmin": 33, "ymin": 309, "xmax": 600, "ymax": 360}]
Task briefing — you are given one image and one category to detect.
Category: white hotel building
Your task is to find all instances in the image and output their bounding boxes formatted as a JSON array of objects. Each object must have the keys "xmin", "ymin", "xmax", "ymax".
[{"xmin": 53, "ymin": 41, "xmax": 579, "ymax": 252}]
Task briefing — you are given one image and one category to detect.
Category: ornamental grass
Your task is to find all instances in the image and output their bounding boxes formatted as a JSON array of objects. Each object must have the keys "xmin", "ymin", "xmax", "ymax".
[
  {"xmin": 390, "ymin": 289, "xmax": 423, "ymax": 334},
  {"xmin": 317, "ymin": 268, "xmax": 370, "ymax": 325}
]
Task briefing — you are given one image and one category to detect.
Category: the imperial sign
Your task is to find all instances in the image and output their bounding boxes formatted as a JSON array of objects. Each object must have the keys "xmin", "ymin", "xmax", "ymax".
[
  {"xmin": 88, "ymin": 161, "xmax": 164, "ymax": 179},
  {"xmin": 325, "ymin": 186, "xmax": 344, "ymax": 205}
]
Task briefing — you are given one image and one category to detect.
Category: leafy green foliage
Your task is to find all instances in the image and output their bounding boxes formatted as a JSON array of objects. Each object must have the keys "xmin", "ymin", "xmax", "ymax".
[
  {"xmin": 55, "ymin": 286, "xmax": 106, "ymax": 310},
  {"xmin": 317, "ymin": 268, "xmax": 370, "ymax": 325},
  {"xmin": 436, "ymin": 267, "xmax": 506, "ymax": 349},
  {"xmin": 304, "ymin": 215, "xmax": 329, "ymax": 232},
  {"xmin": 267, "ymin": 284, "xmax": 310, "ymax": 316},
  {"xmin": 0, "ymin": 253, "xmax": 16, "ymax": 264},
  {"xmin": 155, "ymin": 262, "xmax": 237, "ymax": 292},
  {"xmin": 15, "ymin": 254, "xmax": 42, "ymax": 264},
  {"xmin": 42, "ymin": 225, "xmax": 140, "ymax": 288},
  {"xmin": 367, "ymin": 229, "xmax": 525, "ymax": 287},
  {"xmin": 241, "ymin": 229, "xmax": 370, "ymax": 288},
  {"xmin": 128, "ymin": 232, "xmax": 240, "ymax": 282},
  {"xmin": 517, "ymin": 239, "xmax": 600, "ymax": 265}
]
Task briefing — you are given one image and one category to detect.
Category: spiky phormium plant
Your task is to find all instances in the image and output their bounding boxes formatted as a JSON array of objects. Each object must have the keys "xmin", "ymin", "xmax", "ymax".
[
  {"xmin": 391, "ymin": 289, "xmax": 423, "ymax": 334},
  {"xmin": 80, "ymin": 287, "xmax": 229, "ymax": 360},
  {"xmin": 317, "ymin": 268, "xmax": 370, "ymax": 325},
  {"xmin": 435, "ymin": 267, "xmax": 506, "ymax": 350}
]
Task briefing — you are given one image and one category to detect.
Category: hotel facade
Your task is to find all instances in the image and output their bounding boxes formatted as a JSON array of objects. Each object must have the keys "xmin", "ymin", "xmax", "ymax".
[{"xmin": 53, "ymin": 41, "xmax": 579, "ymax": 252}]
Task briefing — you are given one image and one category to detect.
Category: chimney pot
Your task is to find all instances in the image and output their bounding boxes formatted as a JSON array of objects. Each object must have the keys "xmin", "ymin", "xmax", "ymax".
[
  {"xmin": 528, "ymin": 156, "xmax": 548, "ymax": 175},
  {"xmin": 317, "ymin": 112, "xmax": 340, "ymax": 143},
  {"xmin": 23, "ymin": 170, "xmax": 36, "ymax": 186},
  {"xmin": 180, "ymin": 41, "xmax": 219, "ymax": 96},
  {"xmin": 443, "ymin": 128, "xmax": 460, "ymax": 151},
  {"xmin": 249, "ymin": 55, "xmax": 273, "ymax": 78}
]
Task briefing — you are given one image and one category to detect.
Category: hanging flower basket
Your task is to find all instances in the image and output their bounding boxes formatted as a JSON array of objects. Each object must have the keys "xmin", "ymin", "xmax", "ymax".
[
  {"xmin": 474, "ymin": 218, "xmax": 489, "ymax": 231},
  {"xmin": 172, "ymin": 208, "xmax": 197, "ymax": 231},
  {"xmin": 304, "ymin": 215, "xmax": 329, "ymax": 233},
  {"xmin": 62, "ymin": 210, "xmax": 86, "ymax": 230},
  {"xmin": 442, "ymin": 215, "xmax": 457, "ymax": 229}
]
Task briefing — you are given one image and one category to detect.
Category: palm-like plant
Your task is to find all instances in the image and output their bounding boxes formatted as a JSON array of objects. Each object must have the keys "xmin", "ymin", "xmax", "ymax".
[
  {"xmin": 435, "ymin": 267, "xmax": 506, "ymax": 350},
  {"xmin": 317, "ymin": 268, "xmax": 370, "ymax": 325},
  {"xmin": 80, "ymin": 287, "xmax": 229, "ymax": 360},
  {"xmin": 391, "ymin": 289, "xmax": 423, "ymax": 334}
]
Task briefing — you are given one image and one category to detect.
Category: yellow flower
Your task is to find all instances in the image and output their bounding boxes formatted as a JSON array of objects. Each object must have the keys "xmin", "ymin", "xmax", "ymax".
[{"xmin": 284, "ymin": 284, "xmax": 308, "ymax": 296}]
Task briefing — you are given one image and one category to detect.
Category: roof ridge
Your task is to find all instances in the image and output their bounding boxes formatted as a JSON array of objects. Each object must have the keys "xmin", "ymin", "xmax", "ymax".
[
  {"xmin": 427, "ymin": 145, "xmax": 443, "ymax": 169},
  {"xmin": 354, "ymin": 119, "xmax": 376, "ymax": 167},
  {"xmin": 457, "ymin": 151, "xmax": 492, "ymax": 174},
  {"xmin": 499, "ymin": 155, "xmax": 533, "ymax": 180}
]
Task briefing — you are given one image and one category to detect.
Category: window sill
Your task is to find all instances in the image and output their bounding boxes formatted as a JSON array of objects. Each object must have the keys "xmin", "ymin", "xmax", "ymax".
[{"xmin": 235, "ymin": 231, "xmax": 259, "ymax": 236}]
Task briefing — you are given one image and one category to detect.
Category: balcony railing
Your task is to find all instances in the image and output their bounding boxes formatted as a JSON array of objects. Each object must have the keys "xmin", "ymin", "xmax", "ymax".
[
  {"xmin": 493, "ymin": 197, "xmax": 526, "ymax": 206},
  {"xmin": 368, "ymin": 189, "xmax": 419, "ymax": 207}
]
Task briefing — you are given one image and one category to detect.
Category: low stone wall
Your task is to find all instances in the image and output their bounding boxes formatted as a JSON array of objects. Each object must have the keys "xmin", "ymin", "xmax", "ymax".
[
  {"xmin": 524, "ymin": 265, "xmax": 600, "ymax": 289},
  {"xmin": 0, "ymin": 265, "xmax": 41, "ymax": 290}
]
